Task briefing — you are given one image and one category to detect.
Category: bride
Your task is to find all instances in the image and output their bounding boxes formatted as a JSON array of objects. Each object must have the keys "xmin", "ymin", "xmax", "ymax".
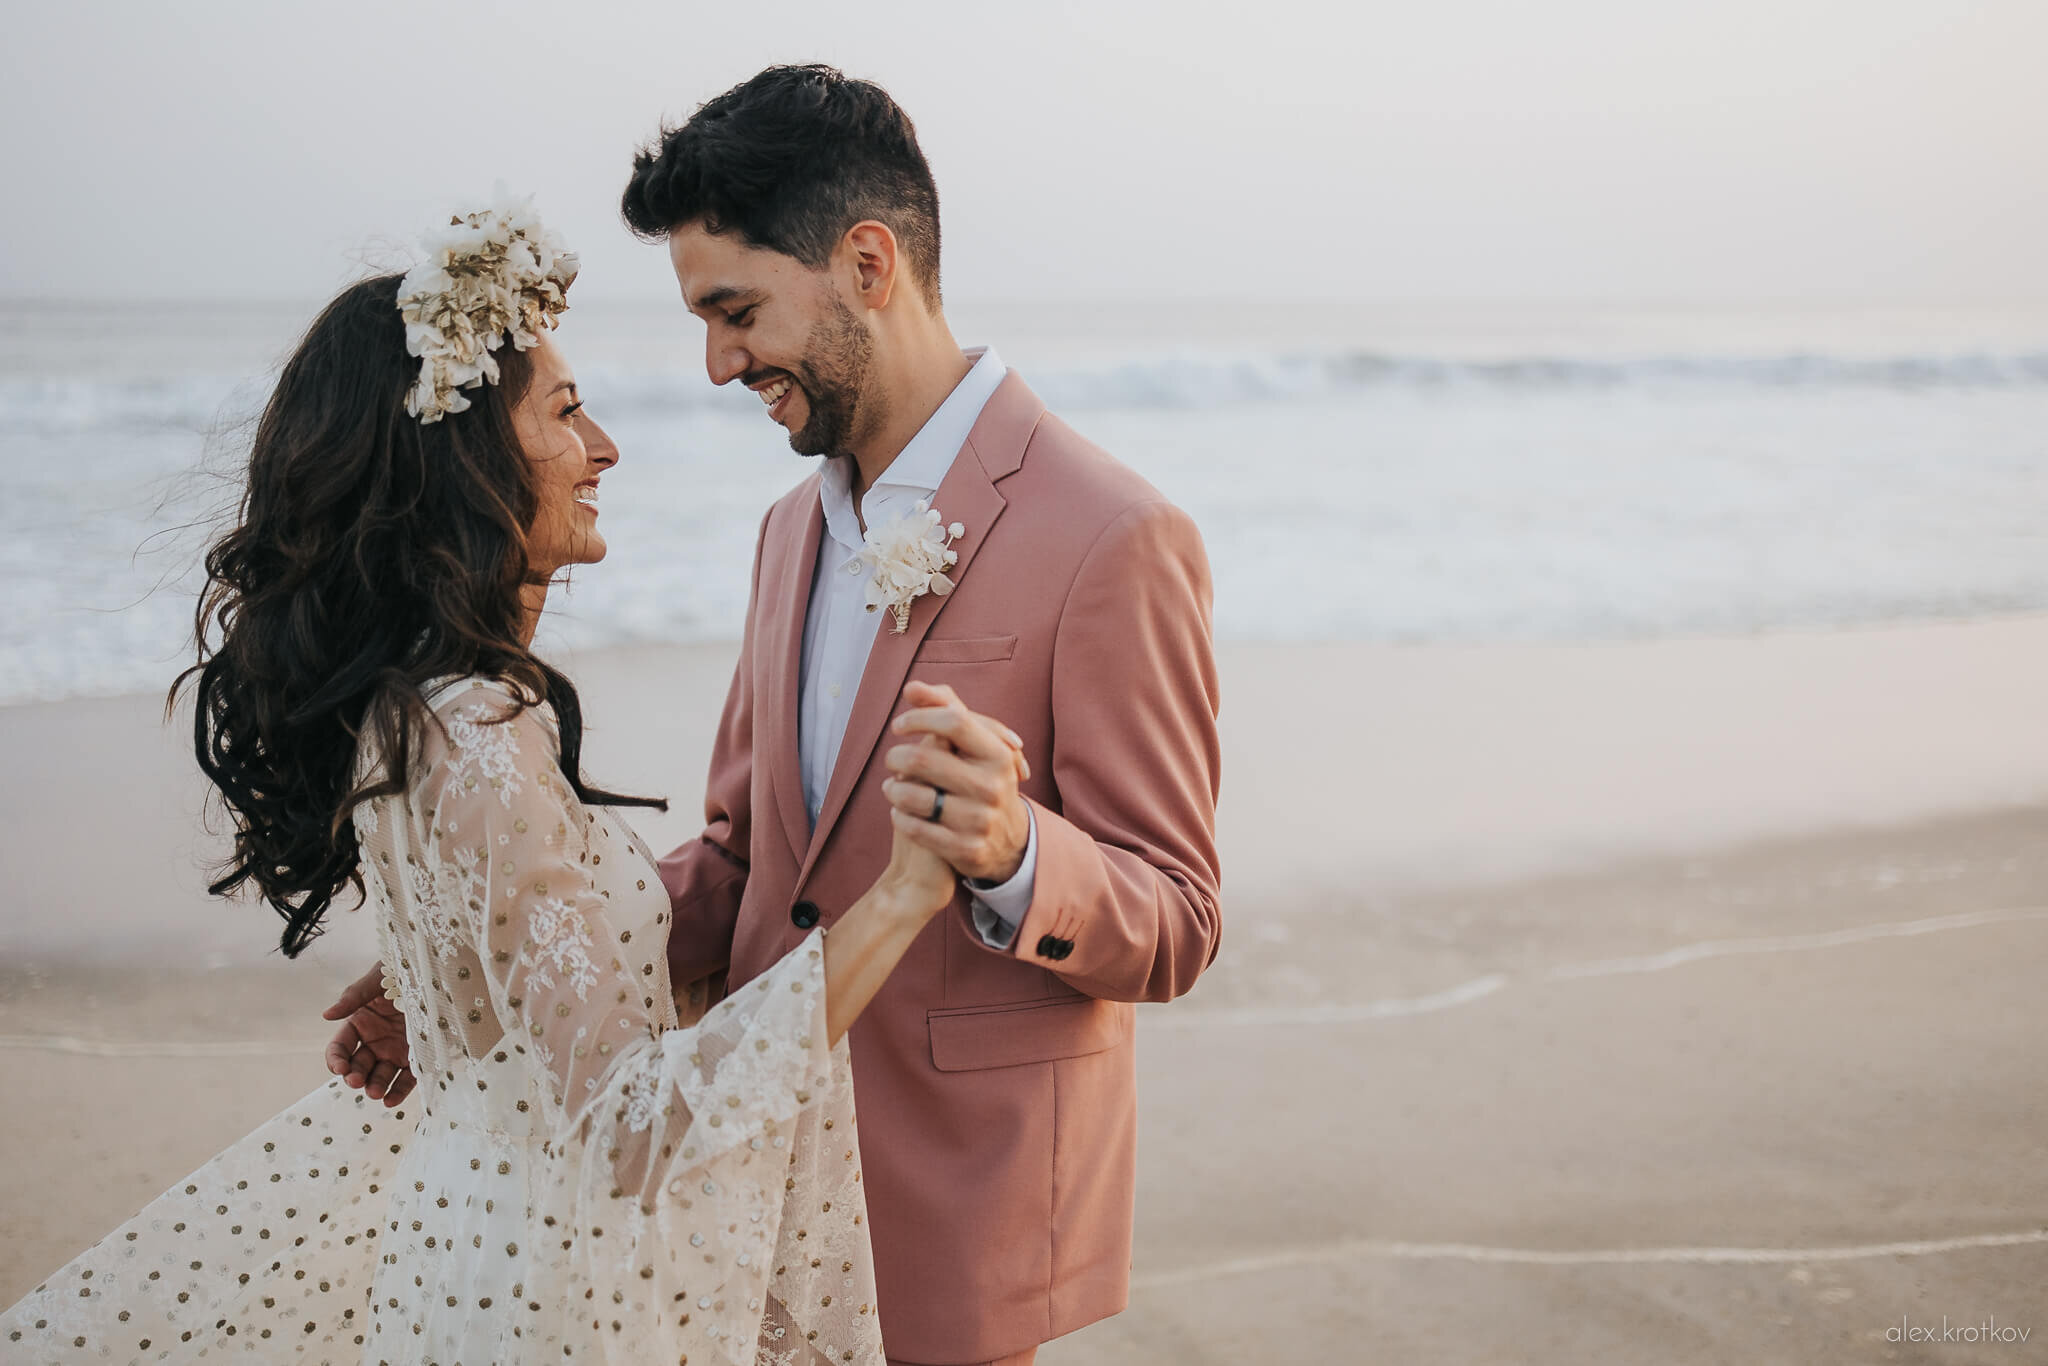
[{"xmin": 1, "ymin": 200, "xmax": 964, "ymax": 1364}]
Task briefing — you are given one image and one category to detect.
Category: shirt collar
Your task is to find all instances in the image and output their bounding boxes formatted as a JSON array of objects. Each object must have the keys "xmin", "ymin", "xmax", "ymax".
[{"xmin": 819, "ymin": 346, "xmax": 1007, "ymax": 553}]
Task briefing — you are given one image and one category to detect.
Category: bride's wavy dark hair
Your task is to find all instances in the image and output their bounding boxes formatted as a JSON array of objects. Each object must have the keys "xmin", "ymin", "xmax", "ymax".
[{"xmin": 174, "ymin": 273, "xmax": 664, "ymax": 958}]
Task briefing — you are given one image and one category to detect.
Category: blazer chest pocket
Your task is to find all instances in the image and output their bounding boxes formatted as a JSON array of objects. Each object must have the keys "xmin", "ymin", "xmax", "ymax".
[
  {"xmin": 914, "ymin": 633, "xmax": 1017, "ymax": 665},
  {"xmin": 928, "ymin": 996, "xmax": 1127, "ymax": 1072}
]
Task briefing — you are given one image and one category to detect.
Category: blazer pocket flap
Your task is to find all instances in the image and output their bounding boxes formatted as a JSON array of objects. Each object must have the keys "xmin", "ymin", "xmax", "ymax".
[
  {"xmin": 928, "ymin": 996, "xmax": 1126, "ymax": 1072},
  {"xmin": 915, "ymin": 634, "xmax": 1018, "ymax": 665}
]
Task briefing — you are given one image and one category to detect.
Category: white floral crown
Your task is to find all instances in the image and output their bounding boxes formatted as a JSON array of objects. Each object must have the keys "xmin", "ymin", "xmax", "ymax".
[{"xmin": 396, "ymin": 193, "xmax": 579, "ymax": 423}]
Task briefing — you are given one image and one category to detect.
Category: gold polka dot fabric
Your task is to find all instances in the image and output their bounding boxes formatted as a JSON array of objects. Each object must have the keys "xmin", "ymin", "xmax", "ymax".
[{"xmin": 2, "ymin": 678, "xmax": 881, "ymax": 1365}]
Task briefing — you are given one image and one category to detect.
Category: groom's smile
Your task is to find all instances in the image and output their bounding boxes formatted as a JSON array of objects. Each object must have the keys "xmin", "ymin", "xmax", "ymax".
[{"xmin": 750, "ymin": 373, "xmax": 799, "ymax": 426}]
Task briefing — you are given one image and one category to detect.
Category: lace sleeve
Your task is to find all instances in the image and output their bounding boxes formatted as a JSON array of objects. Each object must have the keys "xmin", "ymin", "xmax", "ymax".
[{"xmin": 423, "ymin": 687, "xmax": 882, "ymax": 1366}]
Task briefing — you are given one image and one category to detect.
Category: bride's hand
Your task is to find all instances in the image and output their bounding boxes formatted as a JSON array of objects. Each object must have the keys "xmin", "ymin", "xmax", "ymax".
[
  {"xmin": 323, "ymin": 960, "xmax": 416, "ymax": 1106},
  {"xmin": 882, "ymin": 751, "xmax": 960, "ymax": 919},
  {"xmin": 823, "ymin": 770, "xmax": 963, "ymax": 1044}
]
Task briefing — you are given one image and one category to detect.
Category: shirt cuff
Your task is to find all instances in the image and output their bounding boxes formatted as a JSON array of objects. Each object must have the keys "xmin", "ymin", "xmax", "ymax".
[{"xmin": 966, "ymin": 804, "xmax": 1038, "ymax": 950}]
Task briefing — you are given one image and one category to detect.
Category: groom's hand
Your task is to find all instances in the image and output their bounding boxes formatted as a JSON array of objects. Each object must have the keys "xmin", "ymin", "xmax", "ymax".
[
  {"xmin": 322, "ymin": 960, "xmax": 415, "ymax": 1107},
  {"xmin": 883, "ymin": 681, "xmax": 1031, "ymax": 884}
]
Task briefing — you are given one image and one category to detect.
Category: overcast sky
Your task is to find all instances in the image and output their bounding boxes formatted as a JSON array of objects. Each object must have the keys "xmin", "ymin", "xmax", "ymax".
[{"xmin": 4, "ymin": 0, "xmax": 2044, "ymax": 306}]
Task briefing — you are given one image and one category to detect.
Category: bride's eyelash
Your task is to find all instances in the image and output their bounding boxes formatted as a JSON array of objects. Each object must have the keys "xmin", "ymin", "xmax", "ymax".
[{"xmin": 561, "ymin": 400, "xmax": 584, "ymax": 420}]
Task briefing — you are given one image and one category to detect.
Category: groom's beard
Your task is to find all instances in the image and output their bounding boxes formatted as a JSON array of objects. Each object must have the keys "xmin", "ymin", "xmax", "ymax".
[{"xmin": 776, "ymin": 296, "xmax": 875, "ymax": 458}]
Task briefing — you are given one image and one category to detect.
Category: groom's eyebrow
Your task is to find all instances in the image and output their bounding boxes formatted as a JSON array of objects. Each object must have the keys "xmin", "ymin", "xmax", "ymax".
[{"xmin": 691, "ymin": 285, "xmax": 758, "ymax": 313}]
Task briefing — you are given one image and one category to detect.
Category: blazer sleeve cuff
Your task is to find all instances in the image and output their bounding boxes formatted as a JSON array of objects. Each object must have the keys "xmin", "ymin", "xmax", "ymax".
[
  {"xmin": 1001, "ymin": 796, "xmax": 1096, "ymax": 969},
  {"xmin": 965, "ymin": 804, "xmax": 1037, "ymax": 948}
]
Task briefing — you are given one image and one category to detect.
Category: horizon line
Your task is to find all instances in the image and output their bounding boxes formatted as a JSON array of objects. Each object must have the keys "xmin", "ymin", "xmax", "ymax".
[{"xmin": 6, "ymin": 292, "xmax": 2048, "ymax": 314}]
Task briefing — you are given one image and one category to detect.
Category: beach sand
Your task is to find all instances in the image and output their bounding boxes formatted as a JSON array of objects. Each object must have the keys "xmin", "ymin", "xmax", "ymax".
[{"xmin": 4, "ymin": 620, "xmax": 2047, "ymax": 1363}]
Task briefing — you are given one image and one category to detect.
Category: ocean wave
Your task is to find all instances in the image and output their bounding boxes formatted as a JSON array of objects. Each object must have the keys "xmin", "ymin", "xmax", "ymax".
[
  {"xmin": 1023, "ymin": 349, "xmax": 2048, "ymax": 411},
  {"xmin": 9, "ymin": 348, "xmax": 2048, "ymax": 433},
  {"xmin": 8, "ymin": 366, "xmax": 2048, "ymax": 705}
]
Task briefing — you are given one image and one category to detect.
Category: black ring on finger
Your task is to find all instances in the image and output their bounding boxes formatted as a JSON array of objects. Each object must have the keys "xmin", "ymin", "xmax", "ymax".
[{"xmin": 929, "ymin": 788, "xmax": 946, "ymax": 824}]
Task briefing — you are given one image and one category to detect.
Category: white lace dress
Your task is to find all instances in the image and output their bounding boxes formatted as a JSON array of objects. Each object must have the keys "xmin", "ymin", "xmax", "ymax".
[{"xmin": 2, "ymin": 677, "xmax": 883, "ymax": 1366}]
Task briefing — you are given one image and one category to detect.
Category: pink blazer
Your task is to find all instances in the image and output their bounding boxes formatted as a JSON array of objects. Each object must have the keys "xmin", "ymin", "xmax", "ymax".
[{"xmin": 659, "ymin": 371, "xmax": 1222, "ymax": 1363}]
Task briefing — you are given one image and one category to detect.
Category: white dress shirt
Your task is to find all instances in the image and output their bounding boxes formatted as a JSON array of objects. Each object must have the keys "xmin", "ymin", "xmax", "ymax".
[{"xmin": 797, "ymin": 346, "xmax": 1036, "ymax": 948}]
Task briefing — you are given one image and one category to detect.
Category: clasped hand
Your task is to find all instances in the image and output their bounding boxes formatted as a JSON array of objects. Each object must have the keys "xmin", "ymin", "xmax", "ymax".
[{"xmin": 880, "ymin": 680, "xmax": 1032, "ymax": 886}]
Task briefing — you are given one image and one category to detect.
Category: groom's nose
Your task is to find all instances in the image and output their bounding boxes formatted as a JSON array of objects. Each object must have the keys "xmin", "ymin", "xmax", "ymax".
[{"xmin": 706, "ymin": 333, "xmax": 751, "ymax": 387}]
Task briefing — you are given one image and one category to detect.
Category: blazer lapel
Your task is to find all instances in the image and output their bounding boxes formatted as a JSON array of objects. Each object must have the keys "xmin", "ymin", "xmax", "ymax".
[
  {"xmin": 762, "ymin": 489, "xmax": 825, "ymax": 868},
  {"xmin": 795, "ymin": 375, "xmax": 1044, "ymax": 888}
]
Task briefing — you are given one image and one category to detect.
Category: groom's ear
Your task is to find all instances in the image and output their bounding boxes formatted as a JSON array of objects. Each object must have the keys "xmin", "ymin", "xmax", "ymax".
[{"xmin": 843, "ymin": 220, "xmax": 901, "ymax": 310}]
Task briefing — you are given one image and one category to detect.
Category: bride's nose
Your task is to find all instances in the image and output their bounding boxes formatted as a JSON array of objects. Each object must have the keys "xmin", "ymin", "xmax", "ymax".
[{"xmin": 578, "ymin": 411, "xmax": 621, "ymax": 470}]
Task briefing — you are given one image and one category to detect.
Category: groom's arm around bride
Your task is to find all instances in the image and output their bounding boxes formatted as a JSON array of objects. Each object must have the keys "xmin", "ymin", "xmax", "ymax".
[{"xmin": 654, "ymin": 502, "xmax": 778, "ymax": 995}]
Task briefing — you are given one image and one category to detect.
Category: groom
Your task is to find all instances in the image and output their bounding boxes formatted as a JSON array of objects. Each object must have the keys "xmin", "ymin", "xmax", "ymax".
[
  {"xmin": 332, "ymin": 65, "xmax": 1221, "ymax": 1366},
  {"xmin": 629, "ymin": 67, "xmax": 1222, "ymax": 1366}
]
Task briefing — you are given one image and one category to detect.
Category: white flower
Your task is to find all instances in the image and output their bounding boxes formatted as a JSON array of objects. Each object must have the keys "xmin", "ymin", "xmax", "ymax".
[
  {"xmin": 856, "ymin": 499, "xmax": 964, "ymax": 633},
  {"xmin": 395, "ymin": 189, "xmax": 580, "ymax": 424}
]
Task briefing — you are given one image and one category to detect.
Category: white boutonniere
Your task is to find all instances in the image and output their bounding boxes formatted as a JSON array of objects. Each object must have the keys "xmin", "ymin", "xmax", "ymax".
[{"xmin": 858, "ymin": 500, "xmax": 966, "ymax": 633}]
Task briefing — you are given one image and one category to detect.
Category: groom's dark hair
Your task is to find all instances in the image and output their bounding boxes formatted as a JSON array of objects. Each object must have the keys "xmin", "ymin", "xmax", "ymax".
[{"xmin": 621, "ymin": 64, "xmax": 944, "ymax": 306}]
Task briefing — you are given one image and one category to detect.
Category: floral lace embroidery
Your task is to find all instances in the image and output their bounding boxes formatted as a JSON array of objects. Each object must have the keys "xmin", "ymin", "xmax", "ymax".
[
  {"xmin": 425, "ymin": 843, "xmax": 488, "ymax": 960},
  {"xmin": 619, "ymin": 1062, "xmax": 665, "ymax": 1135},
  {"xmin": 400, "ymin": 850, "xmax": 463, "ymax": 961},
  {"xmin": 443, "ymin": 697, "xmax": 527, "ymax": 808},
  {"xmin": 523, "ymin": 895, "xmax": 599, "ymax": 999}
]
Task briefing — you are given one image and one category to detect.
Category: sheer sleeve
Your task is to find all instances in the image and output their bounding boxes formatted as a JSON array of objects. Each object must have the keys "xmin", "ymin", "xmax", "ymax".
[{"xmin": 422, "ymin": 687, "xmax": 881, "ymax": 1366}]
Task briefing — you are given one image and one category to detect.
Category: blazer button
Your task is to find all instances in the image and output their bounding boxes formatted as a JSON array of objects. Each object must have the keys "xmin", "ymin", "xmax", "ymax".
[
  {"xmin": 791, "ymin": 900, "xmax": 821, "ymax": 929},
  {"xmin": 1037, "ymin": 934, "xmax": 1061, "ymax": 958}
]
